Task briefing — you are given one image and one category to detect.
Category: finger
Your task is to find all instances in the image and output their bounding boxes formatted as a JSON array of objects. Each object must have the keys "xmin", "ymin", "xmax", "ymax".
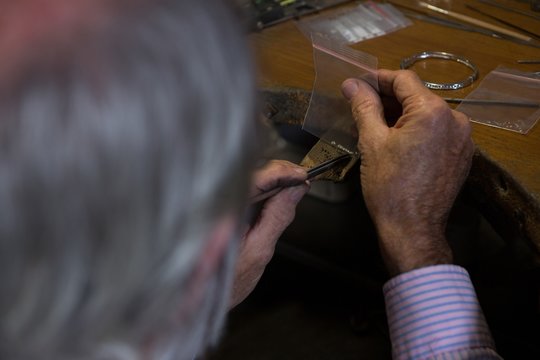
[
  {"xmin": 251, "ymin": 160, "xmax": 307, "ymax": 197},
  {"xmin": 450, "ymin": 108, "xmax": 475, "ymax": 165},
  {"xmin": 377, "ymin": 69, "xmax": 432, "ymax": 103},
  {"xmin": 451, "ymin": 109, "xmax": 472, "ymax": 130},
  {"xmin": 248, "ymin": 184, "xmax": 309, "ymax": 246},
  {"xmin": 341, "ymin": 78, "xmax": 388, "ymax": 148}
]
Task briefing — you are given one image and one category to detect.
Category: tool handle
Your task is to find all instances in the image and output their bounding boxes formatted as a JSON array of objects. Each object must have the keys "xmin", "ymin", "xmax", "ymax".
[{"xmin": 419, "ymin": 2, "xmax": 532, "ymax": 42}]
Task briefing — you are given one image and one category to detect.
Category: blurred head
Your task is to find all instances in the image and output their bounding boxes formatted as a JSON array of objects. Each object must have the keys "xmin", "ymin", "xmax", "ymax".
[{"xmin": 0, "ymin": 0, "xmax": 257, "ymax": 359}]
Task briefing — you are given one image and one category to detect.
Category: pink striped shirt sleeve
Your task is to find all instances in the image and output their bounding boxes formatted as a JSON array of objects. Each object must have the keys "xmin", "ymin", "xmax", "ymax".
[{"xmin": 383, "ymin": 265, "xmax": 502, "ymax": 360}]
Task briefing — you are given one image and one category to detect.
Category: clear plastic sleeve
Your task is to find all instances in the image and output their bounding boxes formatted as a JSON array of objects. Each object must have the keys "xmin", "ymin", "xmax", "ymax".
[
  {"xmin": 296, "ymin": 1, "xmax": 412, "ymax": 44},
  {"xmin": 456, "ymin": 67, "xmax": 540, "ymax": 134},
  {"xmin": 302, "ymin": 35, "xmax": 378, "ymax": 154}
]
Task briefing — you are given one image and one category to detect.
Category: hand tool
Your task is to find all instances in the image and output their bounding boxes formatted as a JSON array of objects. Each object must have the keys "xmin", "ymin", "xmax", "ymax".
[
  {"xmin": 249, "ymin": 153, "xmax": 351, "ymax": 204},
  {"xmin": 444, "ymin": 98, "xmax": 540, "ymax": 107},
  {"xmin": 418, "ymin": 1, "xmax": 533, "ymax": 42}
]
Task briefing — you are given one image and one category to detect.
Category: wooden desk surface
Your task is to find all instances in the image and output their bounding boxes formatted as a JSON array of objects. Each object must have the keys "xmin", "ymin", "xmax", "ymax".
[{"xmin": 250, "ymin": 0, "xmax": 540, "ymax": 253}]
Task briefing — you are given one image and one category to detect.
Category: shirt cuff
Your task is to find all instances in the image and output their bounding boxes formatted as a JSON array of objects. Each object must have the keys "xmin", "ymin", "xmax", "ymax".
[{"xmin": 383, "ymin": 265, "xmax": 495, "ymax": 360}]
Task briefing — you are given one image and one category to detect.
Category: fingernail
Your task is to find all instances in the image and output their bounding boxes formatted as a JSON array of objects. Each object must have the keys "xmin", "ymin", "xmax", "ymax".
[{"xmin": 341, "ymin": 79, "xmax": 359, "ymax": 101}]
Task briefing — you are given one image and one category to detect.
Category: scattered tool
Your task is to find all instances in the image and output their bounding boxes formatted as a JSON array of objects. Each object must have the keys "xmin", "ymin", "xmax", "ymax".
[
  {"xmin": 477, "ymin": 0, "xmax": 540, "ymax": 20},
  {"xmin": 418, "ymin": 1, "xmax": 533, "ymax": 42},
  {"xmin": 517, "ymin": 59, "xmax": 540, "ymax": 64},
  {"xmin": 444, "ymin": 98, "xmax": 540, "ymax": 107},
  {"xmin": 398, "ymin": 6, "xmax": 540, "ymax": 48},
  {"xmin": 466, "ymin": 4, "xmax": 540, "ymax": 39}
]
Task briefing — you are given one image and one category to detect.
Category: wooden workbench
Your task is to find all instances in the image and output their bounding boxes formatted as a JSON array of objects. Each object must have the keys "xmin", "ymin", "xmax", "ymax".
[{"xmin": 249, "ymin": 0, "xmax": 540, "ymax": 259}]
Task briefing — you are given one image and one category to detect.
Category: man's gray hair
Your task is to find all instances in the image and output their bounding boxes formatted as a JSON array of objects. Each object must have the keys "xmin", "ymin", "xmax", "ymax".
[{"xmin": 0, "ymin": 0, "xmax": 257, "ymax": 359}]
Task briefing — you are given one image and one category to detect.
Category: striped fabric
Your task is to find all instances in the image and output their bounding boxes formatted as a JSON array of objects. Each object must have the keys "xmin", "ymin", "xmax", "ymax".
[{"xmin": 383, "ymin": 265, "xmax": 502, "ymax": 360}]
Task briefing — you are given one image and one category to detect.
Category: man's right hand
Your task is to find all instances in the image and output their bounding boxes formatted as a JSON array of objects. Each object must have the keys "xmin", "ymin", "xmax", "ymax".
[
  {"xmin": 230, "ymin": 160, "xmax": 309, "ymax": 308},
  {"xmin": 341, "ymin": 69, "xmax": 474, "ymax": 276}
]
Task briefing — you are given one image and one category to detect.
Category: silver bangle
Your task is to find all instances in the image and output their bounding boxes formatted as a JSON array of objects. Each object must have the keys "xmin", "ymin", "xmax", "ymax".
[{"xmin": 400, "ymin": 51, "xmax": 479, "ymax": 90}]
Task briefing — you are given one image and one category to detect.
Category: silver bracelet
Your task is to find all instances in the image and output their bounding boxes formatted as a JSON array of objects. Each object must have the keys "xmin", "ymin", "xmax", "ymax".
[{"xmin": 400, "ymin": 51, "xmax": 479, "ymax": 90}]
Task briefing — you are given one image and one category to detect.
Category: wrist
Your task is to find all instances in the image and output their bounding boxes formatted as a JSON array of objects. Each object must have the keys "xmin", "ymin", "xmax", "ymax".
[
  {"xmin": 376, "ymin": 225, "xmax": 453, "ymax": 277},
  {"xmin": 384, "ymin": 247, "xmax": 453, "ymax": 277}
]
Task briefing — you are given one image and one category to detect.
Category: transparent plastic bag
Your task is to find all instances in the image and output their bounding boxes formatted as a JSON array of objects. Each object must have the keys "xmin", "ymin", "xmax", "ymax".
[
  {"xmin": 456, "ymin": 67, "xmax": 540, "ymax": 134},
  {"xmin": 296, "ymin": 1, "xmax": 412, "ymax": 44},
  {"xmin": 302, "ymin": 35, "xmax": 378, "ymax": 154}
]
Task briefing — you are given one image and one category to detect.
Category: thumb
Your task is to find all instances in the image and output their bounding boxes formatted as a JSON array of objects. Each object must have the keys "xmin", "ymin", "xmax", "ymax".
[{"xmin": 341, "ymin": 78, "xmax": 388, "ymax": 149}]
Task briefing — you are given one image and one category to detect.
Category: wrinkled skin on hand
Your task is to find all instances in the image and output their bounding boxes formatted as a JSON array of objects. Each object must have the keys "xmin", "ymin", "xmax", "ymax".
[
  {"xmin": 230, "ymin": 160, "xmax": 309, "ymax": 308},
  {"xmin": 342, "ymin": 70, "xmax": 474, "ymax": 276}
]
